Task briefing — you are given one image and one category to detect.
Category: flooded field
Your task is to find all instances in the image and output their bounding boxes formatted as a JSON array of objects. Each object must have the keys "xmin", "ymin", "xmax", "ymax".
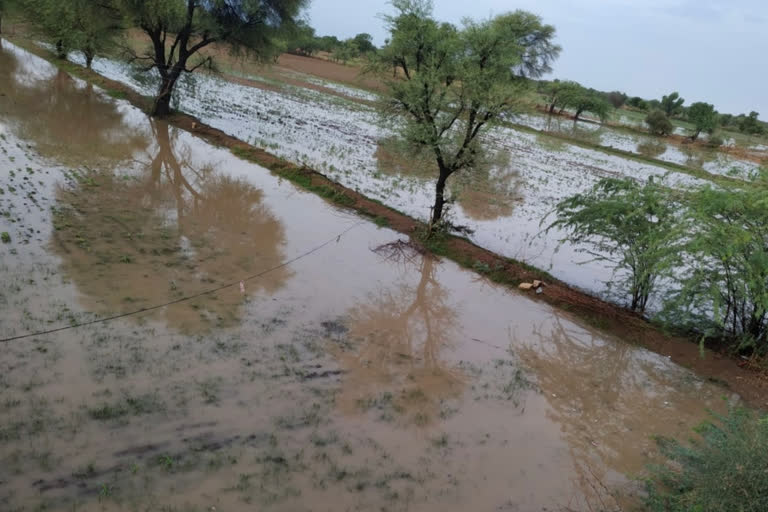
[
  {"xmin": 513, "ymin": 113, "xmax": 760, "ymax": 178},
  {"xmin": 0, "ymin": 41, "xmax": 737, "ymax": 511},
  {"xmin": 47, "ymin": 41, "xmax": 718, "ymax": 298}
]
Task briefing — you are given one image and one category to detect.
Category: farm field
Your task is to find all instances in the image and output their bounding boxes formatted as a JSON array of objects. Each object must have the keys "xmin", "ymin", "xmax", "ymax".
[
  {"xmin": 35, "ymin": 41, "xmax": 727, "ymax": 303},
  {"xmin": 0, "ymin": 40, "xmax": 740, "ymax": 512}
]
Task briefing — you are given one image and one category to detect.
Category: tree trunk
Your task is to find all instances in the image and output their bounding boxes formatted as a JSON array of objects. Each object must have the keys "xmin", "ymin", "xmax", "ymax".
[
  {"xmin": 431, "ymin": 169, "xmax": 449, "ymax": 226},
  {"xmin": 56, "ymin": 40, "xmax": 66, "ymax": 59},
  {"xmin": 691, "ymin": 129, "xmax": 701, "ymax": 141},
  {"xmin": 84, "ymin": 50, "xmax": 94, "ymax": 69},
  {"xmin": 152, "ymin": 74, "xmax": 179, "ymax": 117}
]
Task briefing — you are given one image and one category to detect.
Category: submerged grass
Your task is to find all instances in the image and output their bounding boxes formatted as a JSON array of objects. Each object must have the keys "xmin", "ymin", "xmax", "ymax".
[
  {"xmin": 88, "ymin": 393, "xmax": 165, "ymax": 421},
  {"xmin": 231, "ymin": 146, "xmax": 355, "ymax": 208}
]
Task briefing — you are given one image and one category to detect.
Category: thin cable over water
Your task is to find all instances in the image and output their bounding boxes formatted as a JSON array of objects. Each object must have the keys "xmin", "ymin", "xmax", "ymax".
[{"xmin": 0, "ymin": 222, "xmax": 364, "ymax": 344}]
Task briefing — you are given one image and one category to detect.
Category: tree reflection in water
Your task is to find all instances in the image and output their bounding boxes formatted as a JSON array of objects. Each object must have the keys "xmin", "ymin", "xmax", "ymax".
[
  {"xmin": 334, "ymin": 244, "xmax": 465, "ymax": 427},
  {"xmin": 51, "ymin": 120, "xmax": 288, "ymax": 332},
  {"xmin": 515, "ymin": 314, "xmax": 727, "ymax": 510}
]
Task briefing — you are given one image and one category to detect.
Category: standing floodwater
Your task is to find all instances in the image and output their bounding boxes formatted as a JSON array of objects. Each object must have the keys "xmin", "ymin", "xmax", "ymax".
[{"xmin": 0, "ymin": 41, "xmax": 735, "ymax": 511}]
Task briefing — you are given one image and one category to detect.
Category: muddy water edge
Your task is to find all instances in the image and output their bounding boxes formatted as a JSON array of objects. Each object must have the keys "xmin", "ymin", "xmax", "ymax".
[{"xmin": 0, "ymin": 39, "xmax": 748, "ymax": 511}]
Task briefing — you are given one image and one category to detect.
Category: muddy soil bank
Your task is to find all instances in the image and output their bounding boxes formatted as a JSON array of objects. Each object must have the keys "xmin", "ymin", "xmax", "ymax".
[{"xmin": 8, "ymin": 35, "xmax": 768, "ymax": 410}]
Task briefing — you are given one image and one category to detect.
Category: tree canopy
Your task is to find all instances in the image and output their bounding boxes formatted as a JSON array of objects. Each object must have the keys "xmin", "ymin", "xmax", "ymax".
[
  {"xmin": 663, "ymin": 173, "xmax": 768, "ymax": 350},
  {"xmin": 560, "ymin": 86, "xmax": 611, "ymax": 122},
  {"xmin": 119, "ymin": 0, "xmax": 308, "ymax": 116},
  {"xmin": 543, "ymin": 80, "xmax": 580, "ymax": 114},
  {"xmin": 739, "ymin": 111, "xmax": 765, "ymax": 135},
  {"xmin": 660, "ymin": 91, "xmax": 685, "ymax": 117},
  {"xmin": 645, "ymin": 110, "xmax": 673, "ymax": 136},
  {"xmin": 21, "ymin": 0, "xmax": 122, "ymax": 67},
  {"xmin": 687, "ymin": 101, "xmax": 718, "ymax": 141},
  {"xmin": 372, "ymin": 0, "xmax": 560, "ymax": 225},
  {"xmin": 547, "ymin": 177, "xmax": 682, "ymax": 314}
]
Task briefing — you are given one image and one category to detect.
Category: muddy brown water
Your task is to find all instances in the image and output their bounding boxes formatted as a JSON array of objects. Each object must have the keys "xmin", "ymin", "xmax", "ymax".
[{"xmin": 0, "ymin": 42, "xmax": 736, "ymax": 511}]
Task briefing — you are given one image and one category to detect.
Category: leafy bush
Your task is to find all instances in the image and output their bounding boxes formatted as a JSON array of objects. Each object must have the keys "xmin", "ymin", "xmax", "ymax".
[
  {"xmin": 739, "ymin": 111, "xmax": 765, "ymax": 136},
  {"xmin": 663, "ymin": 172, "xmax": 768, "ymax": 353},
  {"xmin": 605, "ymin": 90, "xmax": 627, "ymax": 108},
  {"xmin": 645, "ymin": 408, "xmax": 768, "ymax": 512},
  {"xmin": 627, "ymin": 96, "xmax": 648, "ymax": 110},
  {"xmin": 547, "ymin": 177, "xmax": 682, "ymax": 313},
  {"xmin": 645, "ymin": 110, "xmax": 673, "ymax": 136},
  {"xmin": 705, "ymin": 134, "xmax": 724, "ymax": 148},
  {"xmin": 661, "ymin": 91, "xmax": 685, "ymax": 117}
]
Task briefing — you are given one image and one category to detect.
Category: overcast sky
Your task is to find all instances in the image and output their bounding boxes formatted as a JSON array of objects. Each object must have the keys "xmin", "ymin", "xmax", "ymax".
[{"xmin": 306, "ymin": 0, "xmax": 766, "ymax": 118}]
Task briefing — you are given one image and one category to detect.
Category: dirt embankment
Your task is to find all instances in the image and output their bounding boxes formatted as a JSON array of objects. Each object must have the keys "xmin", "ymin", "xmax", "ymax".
[{"xmin": 11, "ymin": 36, "xmax": 768, "ymax": 410}]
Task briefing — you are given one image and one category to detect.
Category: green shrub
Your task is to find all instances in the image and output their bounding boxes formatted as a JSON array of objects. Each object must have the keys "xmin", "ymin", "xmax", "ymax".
[
  {"xmin": 663, "ymin": 172, "xmax": 768, "ymax": 353},
  {"xmin": 705, "ymin": 134, "xmax": 724, "ymax": 148},
  {"xmin": 645, "ymin": 408, "xmax": 768, "ymax": 512},
  {"xmin": 645, "ymin": 110, "xmax": 673, "ymax": 136},
  {"xmin": 547, "ymin": 177, "xmax": 683, "ymax": 313}
]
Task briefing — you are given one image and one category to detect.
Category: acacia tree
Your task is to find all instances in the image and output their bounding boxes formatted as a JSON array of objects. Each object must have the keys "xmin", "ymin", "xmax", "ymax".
[
  {"xmin": 547, "ymin": 177, "xmax": 683, "ymax": 314},
  {"xmin": 739, "ymin": 111, "xmax": 764, "ymax": 135},
  {"xmin": 373, "ymin": 0, "xmax": 559, "ymax": 226},
  {"xmin": 645, "ymin": 109, "xmax": 673, "ymax": 136},
  {"xmin": 119, "ymin": 0, "xmax": 307, "ymax": 117},
  {"xmin": 560, "ymin": 86, "xmax": 611, "ymax": 122},
  {"xmin": 23, "ymin": 0, "xmax": 122, "ymax": 68},
  {"xmin": 687, "ymin": 101, "xmax": 718, "ymax": 141},
  {"xmin": 350, "ymin": 32, "xmax": 376, "ymax": 54},
  {"xmin": 543, "ymin": 80, "xmax": 580, "ymax": 115},
  {"xmin": 660, "ymin": 91, "xmax": 684, "ymax": 117}
]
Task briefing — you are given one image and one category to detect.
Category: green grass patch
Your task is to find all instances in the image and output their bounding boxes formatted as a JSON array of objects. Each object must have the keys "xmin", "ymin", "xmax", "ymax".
[
  {"xmin": 88, "ymin": 393, "xmax": 164, "ymax": 421},
  {"xmin": 107, "ymin": 89, "xmax": 128, "ymax": 100},
  {"xmin": 231, "ymin": 147, "xmax": 355, "ymax": 207}
]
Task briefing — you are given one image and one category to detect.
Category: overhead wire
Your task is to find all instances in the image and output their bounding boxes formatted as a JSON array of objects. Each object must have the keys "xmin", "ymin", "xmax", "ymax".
[{"xmin": 0, "ymin": 221, "xmax": 364, "ymax": 343}]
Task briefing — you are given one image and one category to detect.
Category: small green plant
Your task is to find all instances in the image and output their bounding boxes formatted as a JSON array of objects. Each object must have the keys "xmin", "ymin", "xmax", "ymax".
[
  {"xmin": 1, "ymin": 232, "xmax": 10, "ymax": 243},
  {"xmin": 158, "ymin": 454, "xmax": 175, "ymax": 471},
  {"xmin": 99, "ymin": 483, "xmax": 112, "ymax": 499}
]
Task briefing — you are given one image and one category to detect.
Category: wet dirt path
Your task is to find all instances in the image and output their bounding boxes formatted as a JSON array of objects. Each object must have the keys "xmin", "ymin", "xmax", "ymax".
[{"xmin": 0, "ymin": 42, "xmax": 736, "ymax": 512}]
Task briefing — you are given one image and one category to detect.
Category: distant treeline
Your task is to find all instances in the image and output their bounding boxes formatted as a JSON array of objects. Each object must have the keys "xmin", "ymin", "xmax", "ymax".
[
  {"xmin": 537, "ymin": 79, "xmax": 765, "ymax": 136},
  {"xmin": 278, "ymin": 21, "xmax": 377, "ymax": 64}
]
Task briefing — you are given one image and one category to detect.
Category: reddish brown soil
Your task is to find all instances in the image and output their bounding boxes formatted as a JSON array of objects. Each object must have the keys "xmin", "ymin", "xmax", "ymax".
[
  {"xmin": 274, "ymin": 53, "xmax": 384, "ymax": 92},
  {"xmin": 13, "ymin": 36, "xmax": 768, "ymax": 411}
]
